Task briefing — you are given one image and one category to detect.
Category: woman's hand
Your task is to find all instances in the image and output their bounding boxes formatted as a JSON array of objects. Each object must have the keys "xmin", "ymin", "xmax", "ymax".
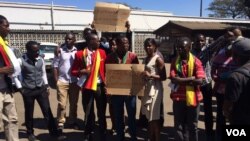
[{"xmin": 141, "ymin": 71, "xmax": 151, "ymax": 79}]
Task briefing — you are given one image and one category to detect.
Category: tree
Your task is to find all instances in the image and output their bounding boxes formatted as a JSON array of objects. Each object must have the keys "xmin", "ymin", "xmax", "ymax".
[
  {"xmin": 207, "ymin": 0, "xmax": 245, "ymax": 19},
  {"xmin": 243, "ymin": 0, "xmax": 250, "ymax": 18},
  {"xmin": 244, "ymin": 0, "xmax": 250, "ymax": 7}
]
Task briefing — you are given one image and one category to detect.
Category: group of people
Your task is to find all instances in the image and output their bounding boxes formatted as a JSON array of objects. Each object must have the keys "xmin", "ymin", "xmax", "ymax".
[
  {"xmin": 169, "ymin": 27, "xmax": 250, "ymax": 141},
  {"xmin": 1, "ymin": 13, "xmax": 250, "ymax": 141},
  {"xmin": 0, "ymin": 15, "xmax": 166, "ymax": 141}
]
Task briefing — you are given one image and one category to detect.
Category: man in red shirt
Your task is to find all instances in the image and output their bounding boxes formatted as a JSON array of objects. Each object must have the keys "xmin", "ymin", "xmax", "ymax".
[
  {"xmin": 71, "ymin": 34, "xmax": 107, "ymax": 141},
  {"xmin": 170, "ymin": 37, "xmax": 205, "ymax": 141}
]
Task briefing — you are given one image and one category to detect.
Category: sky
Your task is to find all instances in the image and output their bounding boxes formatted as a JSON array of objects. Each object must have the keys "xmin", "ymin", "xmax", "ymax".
[{"xmin": 5, "ymin": 0, "xmax": 213, "ymax": 17}]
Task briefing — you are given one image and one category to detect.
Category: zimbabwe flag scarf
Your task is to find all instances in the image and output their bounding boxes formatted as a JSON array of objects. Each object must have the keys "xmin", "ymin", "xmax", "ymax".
[
  {"xmin": 84, "ymin": 49, "xmax": 101, "ymax": 91},
  {"xmin": 0, "ymin": 36, "xmax": 12, "ymax": 67},
  {"xmin": 175, "ymin": 52, "xmax": 197, "ymax": 107}
]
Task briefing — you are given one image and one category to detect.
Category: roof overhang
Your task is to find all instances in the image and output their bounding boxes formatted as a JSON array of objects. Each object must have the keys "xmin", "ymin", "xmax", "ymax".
[{"xmin": 154, "ymin": 20, "xmax": 250, "ymax": 37}]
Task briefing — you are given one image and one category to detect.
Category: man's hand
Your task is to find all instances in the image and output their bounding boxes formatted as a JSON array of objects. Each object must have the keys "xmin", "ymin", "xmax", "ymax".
[
  {"xmin": 18, "ymin": 88, "xmax": 24, "ymax": 94},
  {"xmin": 54, "ymin": 45, "xmax": 61, "ymax": 57},
  {"xmin": 223, "ymin": 100, "xmax": 233, "ymax": 120},
  {"xmin": 125, "ymin": 21, "xmax": 130, "ymax": 28},
  {"xmin": 171, "ymin": 76, "xmax": 195, "ymax": 85},
  {"xmin": 0, "ymin": 66, "xmax": 14, "ymax": 74},
  {"xmin": 91, "ymin": 21, "xmax": 96, "ymax": 29},
  {"xmin": 104, "ymin": 86, "xmax": 109, "ymax": 95},
  {"xmin": 47, "ymin": 87, "xmax": 50, "ymax": 96},
  {"xmin": 125, "ymin": 21, "xmax": 131, "ymax": 32},
  {"xmin": 53, "ymin": 68, "xmax": 59, "ymax": 86},
  {"xmin": 79, "ymin": 69, "xmax": 90, "ymax": 75},
  {"xmin": 171, "ymin": 77, "xmax": 181, "ymax": 84}
]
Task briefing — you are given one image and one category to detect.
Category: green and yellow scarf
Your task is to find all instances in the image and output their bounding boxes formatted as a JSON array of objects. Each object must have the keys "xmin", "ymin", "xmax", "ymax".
[{"xmin": 175, "ymin": 53, "xmax": 197, "ymax": 107}]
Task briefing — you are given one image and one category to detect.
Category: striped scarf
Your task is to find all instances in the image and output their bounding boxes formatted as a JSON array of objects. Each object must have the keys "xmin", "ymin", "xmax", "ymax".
[
  {"xmin": 84, "ymin": 49, "xmax": 101, "ymax": 91},
  {"xmin": 0, "ymin": 36, "xmax": 12, "ymax": 67},
  {"xmin": 175, "ymin": 52, "xmax": 197, "ymax": 107}
]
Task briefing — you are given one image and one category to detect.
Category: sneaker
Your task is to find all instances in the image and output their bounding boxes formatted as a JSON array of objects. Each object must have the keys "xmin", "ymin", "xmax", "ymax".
[
  {"xmin": 58, "ymin": 123, "xmax": 64, "ymax": 128},
  {"xmin": 57, "ymin": 124, "xmax": 64, "ymax": 135},
  {"xmin": 28, "ymin": 134, "xmax": 39, "ymax": 141},
  {"xmin": 109, "ymin": 129, "xmax": 117, "ymax": 136}
]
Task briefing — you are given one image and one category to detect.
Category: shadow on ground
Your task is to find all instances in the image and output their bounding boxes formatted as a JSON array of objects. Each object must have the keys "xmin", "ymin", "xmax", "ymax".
[{"xmin": 0, "ymin": 119, "xmax": 206, "ymax": 141}]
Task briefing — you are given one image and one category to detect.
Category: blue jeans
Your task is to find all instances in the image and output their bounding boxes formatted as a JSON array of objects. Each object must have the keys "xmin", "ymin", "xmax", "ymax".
[{"xmin": 111, "ymin": 95, "xmax": 137, "ymax": 141}]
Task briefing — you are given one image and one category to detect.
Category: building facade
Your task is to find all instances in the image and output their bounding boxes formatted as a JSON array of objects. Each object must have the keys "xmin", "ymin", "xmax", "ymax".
[{"xmin": 1, "ymin": 1, "xmax": 250, "ymax": 58}]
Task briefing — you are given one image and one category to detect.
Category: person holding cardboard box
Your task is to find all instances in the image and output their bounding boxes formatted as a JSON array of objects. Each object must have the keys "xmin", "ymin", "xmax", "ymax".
[{"xmin": 106, "ymin": 35, "xmax": 139, "ymax": 141}]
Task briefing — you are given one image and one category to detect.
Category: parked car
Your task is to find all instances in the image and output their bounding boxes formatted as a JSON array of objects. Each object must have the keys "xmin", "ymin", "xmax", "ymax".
[
  {"xmin": 74, "ymin": 40, "xmax": 87, "ymax": 50},
  {"xmin": 39, "ymin": 42, "xmax": 58, "ymax": 70}
]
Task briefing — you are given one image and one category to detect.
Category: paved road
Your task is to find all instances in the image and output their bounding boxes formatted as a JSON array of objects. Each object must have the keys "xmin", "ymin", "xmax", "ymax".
[{"xmin": 0, "ymin": 64, "xmax": 213, "ymax": 141}]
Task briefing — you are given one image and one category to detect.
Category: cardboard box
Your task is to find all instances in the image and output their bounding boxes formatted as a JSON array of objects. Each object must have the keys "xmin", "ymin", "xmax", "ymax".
[
  {"xmin": 106, "ymin": 64, "xmax": 145, "ymax": 96},
  {"xmin": 93, "ymin": 2, "xmax": 130, "ymax": 32}
]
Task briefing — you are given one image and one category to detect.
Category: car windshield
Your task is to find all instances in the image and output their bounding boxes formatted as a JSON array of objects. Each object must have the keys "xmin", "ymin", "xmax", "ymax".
[{"xmin": 40, "ymin": 45, "xmax": 56, "ymax": 53}]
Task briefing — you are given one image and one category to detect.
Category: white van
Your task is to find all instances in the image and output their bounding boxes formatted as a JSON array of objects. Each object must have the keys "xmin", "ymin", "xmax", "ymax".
[{"xmin": 39, "ymin": 42, "xmax": 58, "ymax": 70}]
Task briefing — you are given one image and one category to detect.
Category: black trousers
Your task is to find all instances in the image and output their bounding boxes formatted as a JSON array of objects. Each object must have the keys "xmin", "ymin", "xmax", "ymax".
[
  {"xmin": 200, "ymin": 83, "xmax": 214, "ymax": 136},
  {"xmin": 215, "ymin": 93, "xmax": 225, "ymax": 141},
  {"xmin": 82, "ymin": 84, "xmax": 107, "ymax": 138},
  {"xmin": 22, "ymin": 87, "xmax": 57, "ymax": 135}
]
